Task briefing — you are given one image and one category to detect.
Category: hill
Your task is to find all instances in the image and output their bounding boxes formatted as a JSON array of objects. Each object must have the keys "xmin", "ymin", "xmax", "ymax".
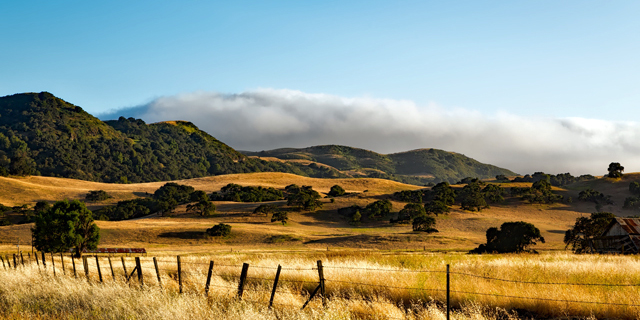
[
  {"xmin": 0, "ymin": 92, "xmax": 343, "ymax": 183},
  {"xmin": 243, "ymin": 145, "xmax": 516, "ymax": 184}
]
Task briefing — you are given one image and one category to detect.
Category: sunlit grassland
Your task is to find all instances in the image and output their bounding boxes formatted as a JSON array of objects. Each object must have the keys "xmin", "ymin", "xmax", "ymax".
[{"xmin": 1, "ymin": 251, "xmax": 638, "ymax": 319}]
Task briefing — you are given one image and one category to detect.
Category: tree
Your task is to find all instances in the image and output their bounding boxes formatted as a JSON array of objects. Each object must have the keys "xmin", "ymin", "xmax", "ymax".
[
  {"xmin": 186, "ymin": 200, "xmax": 216, "ymax": 216},
  {"xmin": 365, "ymin": 199, "xmax": 392, "ymax": 219},
  {"xmin": 399, "ymin": 203, "xmax": 426, "ymax": 220},
  {"xmin": 206, "ymin": 223, "xmax": 231, "ymax": 237},
  {"xmin": 328, "ymin": 185, "xmax": 346, "ymax": 197},
  {"xmin": 424, "ymin": 200, "xmax": 450, "ymax": 216},
  {"xmin": 629, "ymin": 182, "xmax": 640, "ymax": 196},
  {"xmin": 459, "ymin": 182, "xmax": 488, "ymax": 211},
  {"xmin": 287, "ymin": 186, "xmax": 322, "ymax": 211},
  {"xmin": 32, "ymin": 200, "xmax": 100, "ymax": 258},
  {"xmin": 271, "ymin": 211, "xmax": 289, "ymax": 225},
  {"xmin": 85, "ymin": 190, "xmax": 112, "ymax": 201},
  {"xmin": 253, "ymin": 204, "xmax": 278, "ymax": 216},
  {"xmin": 432, "ymin": 182, "xmax": 455, "ymax": 205},
  {"xmin": 190, "ymin": 190, "xmax": 209, "ymax": 202},
  {"xmin": 350, "ymin": 210, "xmax": 362, "ymax": 225},
  {"xmin": 495, "ymin": 174, "xmax": 510, "ymax": 182},
  {"xmin": 564, "ymin": 212, "xmax": 615, "ymax": 253},
  {"xmin": 412, "ymin": 215, "xmax": 437, "ymax": 232},
  {"xmin": 470, "ymin": 221, "xmax": 545, "ymax": 254},
  {"xmin": 607, "ymin": 162, "xmax": 624, "ymax": 178},
  {"xmin": 482, "ymin": 184, "xmax": 505, "ymax": 203}
]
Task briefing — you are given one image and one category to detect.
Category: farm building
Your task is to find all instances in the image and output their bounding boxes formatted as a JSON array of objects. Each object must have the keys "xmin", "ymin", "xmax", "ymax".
[{"xmin": 593, "ymin": 218, "xmax": 640, "ymax": 254}]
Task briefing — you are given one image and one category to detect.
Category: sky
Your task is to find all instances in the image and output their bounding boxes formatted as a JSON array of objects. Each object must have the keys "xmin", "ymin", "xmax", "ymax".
[{"xmin": 2, "ymin": 1, "xmax": 640, "ymax": 175}]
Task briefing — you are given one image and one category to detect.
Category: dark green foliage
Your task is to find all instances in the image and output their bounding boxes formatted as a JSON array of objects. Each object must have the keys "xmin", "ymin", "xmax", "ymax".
[
  {"xmin": 85, "ymin": 190, "xmax": 112, "ymax": 201},
  {"xmin": 470, "ymin": 221, "xmax": 545, "ymax": 254},
  {"xmin": 607, "ymin": 162, "xmax": 624, "ymax": 178},
  {"xmin": 510, "ymin": 187, "xmax": 530, "ymax": 196},
  {"xmin": 328, "ymin": 185, "xmax": 346, "ymax": 197},
  {"xmin": 521, "ymin": 180, "xmax": 563, "ymax": 204},
  {"xmin": 513, "ymin": 172, "xmax": 595, "ymax": 186},
  {"xmin": 337, "ymin": 205, "xmax": 363, "ymax": 225},
  {"xmin": 0, "ymin": 204, "xmax": 10, "ymax": 225},
  {"xmin": 94, "ymin": 198, "xmax": 155, "ymax": 221},
  {"xmin": 364, "ymin": 199, "xmax": 392, "ymax": 219},
  {"xmin": 564, "ymin": 212, "xmax": 615, "ymax": 253},
  {"xmin": 34, "ymin": 201, "xmax": 51, "ymax": 214},
  {"xmin": 271, "ymin": 211, "xmax": 289, "ymax": 225},
  {"xmin": 424, "ymin": 201, "xmax": 450, "ymax": 216},
  {"xmin": 412, "ymin": 215, "xmax": 437, "ymax": 232},
  {"xmin": 190, "ymin": 190, "xmax": 209, "ymax": 202},
  {"xmin": 457, "ymin": 177, "xmax": 480, "ymax": 185},
  {"xmin": 206, "ymin": 223, "xmax": 231, "ymax": 237},
  {"xmin": 350, "ymin": 210, "xmax": 362, "ymax": 225},
  {"xmin": 32, "ymin": 200, "xmax": 100, "ymax": 257},
  {"xmin": 213, "ymin": 183, "xmax": 284, "ymax": 202},
  {"xmin": 482, "ymin": 184, "xmax": 505, "ymax": 203},
  {"xmin": 154, "ymin": 183, "xmax": 195, "ymax": 204},
  {"xmin": 578, "ymin": 188, "xmax": 613, "ymax": 205},
  {"xmin": 495, "ymin": 174, "xmax": 510, "ymax": 182},
  {"xmin": 253, "ymin": 204, "xmax": 278, "ymax": 216},
  {"xmin": 187, "ymin": 200, "xmax": 215, "ymax": 216},
  {"xmin": 431, "ymin": 182, "xmax": 456, "ymax": 205},
  {"xmin": 393, "ymin": 190, "xmax": 424, "ymax": 203},
  {"xmin": 458, "ymin": 181, "xmax": 488, "ymax": 211},
  {"xmin": 623, "ymin": 197, "xmax": 639, "ymax": 210},
  {"xmin": 399, "ymin": 203, "xmax": 427, "ymax": 220},
  {"xmin": 629, "ymin": 182, "xmax": 640, "ymax": 196},
  {"xmin": 287, "ymin": 186, "xmax": 322, "ymax": 211},
  {"xmin": 244, "ymin": 146, "xmax": 516, "ymax": 185}
]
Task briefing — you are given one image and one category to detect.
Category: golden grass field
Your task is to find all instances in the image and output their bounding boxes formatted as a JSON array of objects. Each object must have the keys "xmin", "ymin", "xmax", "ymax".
[{"xmin": 2, "ymin": 172, "xmax": 640, "ymax": 319}]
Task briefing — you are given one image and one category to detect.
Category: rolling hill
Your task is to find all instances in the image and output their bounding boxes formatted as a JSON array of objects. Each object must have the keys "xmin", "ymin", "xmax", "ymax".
[{"xmin": 243, "ymin": 145, "xmax": 517, "ymax": 184}]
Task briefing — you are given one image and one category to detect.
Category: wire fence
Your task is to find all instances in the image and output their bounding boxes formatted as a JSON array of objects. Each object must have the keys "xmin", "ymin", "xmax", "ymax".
[{"xmin": 2, "ymin": 251, "xmax": 640, "ymax": 320}]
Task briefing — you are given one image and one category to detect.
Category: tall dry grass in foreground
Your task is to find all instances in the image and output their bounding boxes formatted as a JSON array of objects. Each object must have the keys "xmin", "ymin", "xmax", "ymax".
[{"xmin": 2, "ymin": 251, "xmax": 637, "ymax": 319}]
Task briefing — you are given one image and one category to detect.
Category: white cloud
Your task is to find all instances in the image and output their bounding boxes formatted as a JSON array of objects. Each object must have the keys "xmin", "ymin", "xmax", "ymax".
[{"xmin": 100, "ymin": 89, "xmax": 640, "ymax": 175}]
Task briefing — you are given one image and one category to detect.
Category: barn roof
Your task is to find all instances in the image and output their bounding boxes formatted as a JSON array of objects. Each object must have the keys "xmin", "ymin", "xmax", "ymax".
[{"xmin": 608, "ymin": 218, "xmax": 640, "ymax": 235}]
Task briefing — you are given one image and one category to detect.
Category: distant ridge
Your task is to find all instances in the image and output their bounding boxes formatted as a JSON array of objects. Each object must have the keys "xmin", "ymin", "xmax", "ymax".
[{"xmin": 242, "ymin": 145, "xmax": 516, "ymax": 184}]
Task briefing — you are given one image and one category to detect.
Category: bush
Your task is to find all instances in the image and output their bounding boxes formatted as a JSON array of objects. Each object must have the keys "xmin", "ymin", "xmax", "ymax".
[
  {"xmin": 470, "ymin": 221, "xmax": 545, "ymax": 254},
  {"xmin": 253, "ymin": 204, "xmax": 278, "ymax": 216},
  {"xmin": 206, "ymin": 223, "xmax": 231, "ymax": 237},
  {"xmin": 271, "ymin": 211, "xmax": 288, "ymax": 225},
  {"xmin": 85, "ymin": 190, "xmax": 112, "ymax": 201},
  {"xmin": 364, "ymin": 199, "xmax": 392, "ymax": 220},
  {"xmin": 412, "ymin": 215, "xmax": 437, "ymax": 232},
  {"xmin": 328, "ymin": 185, "xmax": 346, "ymax": 197}
]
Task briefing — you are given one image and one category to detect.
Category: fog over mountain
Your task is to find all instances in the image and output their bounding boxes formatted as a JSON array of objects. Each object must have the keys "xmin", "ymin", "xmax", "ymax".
[{"xmin": 100, "ymin": 89, "xmax": 640, "ymax": 175}]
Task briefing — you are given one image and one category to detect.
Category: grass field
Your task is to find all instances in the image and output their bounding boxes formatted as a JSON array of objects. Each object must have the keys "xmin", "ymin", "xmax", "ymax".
[{"xmin": 2, "ymin": 172, "xmax": 640, "ymax": 319}]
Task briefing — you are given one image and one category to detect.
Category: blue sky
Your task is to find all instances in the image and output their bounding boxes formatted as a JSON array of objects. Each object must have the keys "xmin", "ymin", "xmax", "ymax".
[
  {"xmin": 2, "ymin": 1, "xmax": 639, "ymax": 117},
  {"xmin": 2, "ymin": 1, "xmax": 640, "ymax": 174}
]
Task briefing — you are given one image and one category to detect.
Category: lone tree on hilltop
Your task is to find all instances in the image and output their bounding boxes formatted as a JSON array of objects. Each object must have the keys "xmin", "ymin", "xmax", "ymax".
[
  {"xmin": 470, "ymin": 221, "xmax": 545, "ymax": 254},
  {"xmin": 564, "ymin": 212, "xmax": 615, "ymax": 253},
  {"xmin": 607, "ymin": 162, "xmax": 624, "ymax": 178},
  {"xmin": 32, "ymin": 200, "xmax": 100, "ymax": 258}
]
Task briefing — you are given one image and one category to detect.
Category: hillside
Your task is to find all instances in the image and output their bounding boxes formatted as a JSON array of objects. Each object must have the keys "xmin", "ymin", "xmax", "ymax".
[
  {"xmin": 0, "ymin": 92, "xmax": 342, "ymax": 183},
  {"xmin": 243, "ymin": 145, "xmax": 516, "ymax": 184}
]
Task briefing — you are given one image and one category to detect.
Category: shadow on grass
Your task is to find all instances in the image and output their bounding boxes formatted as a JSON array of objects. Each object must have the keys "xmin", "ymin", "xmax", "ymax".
[{"xmin": 158, "ymin": 231, "xmax": 208, "ymax": 239}]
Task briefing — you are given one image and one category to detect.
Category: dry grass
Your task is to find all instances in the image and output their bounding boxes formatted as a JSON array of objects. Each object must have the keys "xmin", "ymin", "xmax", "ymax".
[{"xmin": 3, "ymin": 251, "xmax": 636, "ymax": 319}]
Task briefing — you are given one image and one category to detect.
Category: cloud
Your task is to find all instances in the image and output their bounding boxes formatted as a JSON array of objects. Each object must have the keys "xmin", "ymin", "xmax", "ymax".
[{"xmin": 99, "ymin": 89, "xmax": 640, "ymax": 175}]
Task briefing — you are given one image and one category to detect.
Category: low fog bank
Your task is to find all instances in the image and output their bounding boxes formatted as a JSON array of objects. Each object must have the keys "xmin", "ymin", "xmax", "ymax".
[{"xmin": 99, "ymin": 89, "xmax": 640, "ymax": 176}]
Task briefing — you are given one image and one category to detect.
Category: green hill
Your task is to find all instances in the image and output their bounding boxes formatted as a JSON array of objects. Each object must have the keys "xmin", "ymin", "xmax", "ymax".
[
  {"xmin": 243, "ymin": 145, "xmax": 516, "ymax": 184},
  {"xmin": 0, "ymin": 92, "xmax": 343, "ymax": 183}
]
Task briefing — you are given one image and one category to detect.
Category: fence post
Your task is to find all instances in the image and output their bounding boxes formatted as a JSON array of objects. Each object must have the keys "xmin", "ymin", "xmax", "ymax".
[
  {"xmin": 135, "ymin": 257, "xmax": 143, "ymax": 288},
  {"xmin": 446, "ymin": 264, "xmax": 450, "ymax": 320},
  {"xmin": 83, "ymin": 256, "xmax": 90, "ymax": 281},
  {"xmin": 72, "ymin": 256, "xmax": 77, "ymax": 278},
  {"xmin": 153, "ymin": 257, "xmax": 162, "ymax": 289},
  {"xmin": 13, "ymin": 254, "xmax": 17, "ymax": 270},
  {"xmin": 20, "ymin": 253, "xmax": 24, "ymax": 266},
  {"xmin": 60, "ymin": 253, "xmax": 65, "ymax": 275},
  {"xmin": 1, "ymin": 256, "xmax": 5, "ymax": 270},
  {"xmin": 108, "ymin": 257, "xmax": 115, "ymax": 281},
  {"xmin": 317, "ymin": 260, "xmax": 326, "ymax": 307},
  {"xmin": 269, "ymin": 264, "xmax": 282, "ymax": 309},
  {"xmin": 28, "ymin": 252, "xmax": 30, "ymax": 263},
  {"xmin": 204, "ymin": 261, "xmax": 214, "ymax": 296},
  {"xmin": 96, "ymin": 256, "xmax": 103, "ymax": 283},
  {"xmin": 238, "ymin": 263, "xmax": 249, "ymax": 299},
  {"xmin": 121, "ymin": 257, "xmax": 128, "ymax": 279},
  {"xmin": 35, "ymin": 252, "xmax": 39, "ymax": 267},
  {"xmin": 5, "ymin": 255, "xmax": 10, "ymax": 269},
  {"xmin": 42, "ymin": 252, "xmax": 46, "ymax": 268},
  {"xmin": 177, "ymin": 255, "xmax": 183, "ymax": 294},
  {"xmin": 50, "ymin": 253, "xmax": 56, "ymax": 276}
]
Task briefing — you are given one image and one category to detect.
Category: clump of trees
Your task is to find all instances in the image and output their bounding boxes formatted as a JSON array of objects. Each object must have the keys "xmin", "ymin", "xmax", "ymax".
[
  {"xmin": 338, "ymin": 205, "xmax": 363, "ymax": 225},
  {"xmin": 458, "ymin": 181, "xmax": 488, "ymax": 211},
  {"xmin": 578, "ymin": 188, "xmax": 613, "ymax": 206},
  {"xmin": 364, "ymin": 199, "xmax": 392, "ymax": 220},
  {"xmin": 512, "ymin": 172, "xmax": 595, "ymax": 186},
  {"xmin": 470, "ymin": 221, "xmax": 545, "ymax": 254},
  {"xmin": 211, "ymin": 183, "xmax": 284, "ymax": 202},
  {"xmin": 564, "ymin": 212, "xmax": 615, "ymax": 253},
  {"xmin": 286, "ymin": 185, "xmax": 322, "ymax": 211},
  {"xmin": 31, "ymin": 200, "xmax": 100, "ymax": 257},
  {"xmin": 207, "ymin": 223, "xmax": 231, "ymax": 237},
  {"xmin": 85, "ymin": 190, "xmax": 112, "ymax": 201}
]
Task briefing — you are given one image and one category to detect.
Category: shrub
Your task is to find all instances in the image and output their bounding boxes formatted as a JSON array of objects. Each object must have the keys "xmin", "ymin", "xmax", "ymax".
[
  {"xmin": 364, "ymin": 199, "xmax": 392, "ymax": 220},
  {"xmin": 328, "ymin": 185, "xmax": 346, "ymax": 197},
  {"xmin": 85, "ymin": 190, "xmax": 112, "ymax": 201},
  {"xmin": 271, "ymin": 211, "xmax": 288, "ymax": 225},
  {"xmin": 206, "ymin": 223, "xmax": 231, "ymax": 237}
]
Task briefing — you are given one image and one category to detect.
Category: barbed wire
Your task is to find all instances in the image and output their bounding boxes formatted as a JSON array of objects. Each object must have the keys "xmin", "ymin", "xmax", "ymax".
[
  {"xmin": 450, "ymin": 272, "xmax": 640, "ymax": 287},
  {"xmin": 452, "ymin": 289, "xmax": 640, "ymax": 307}
]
